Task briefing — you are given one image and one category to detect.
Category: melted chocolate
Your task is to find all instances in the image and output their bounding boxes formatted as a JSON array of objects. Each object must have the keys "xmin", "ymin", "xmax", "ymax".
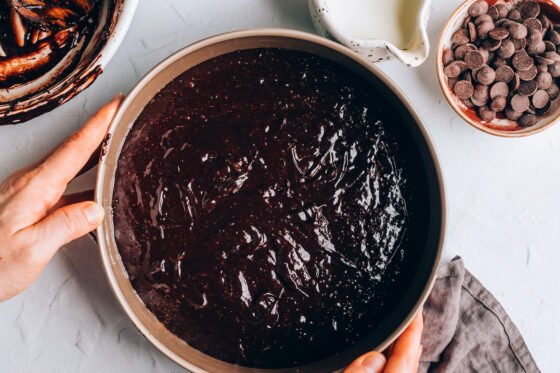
[
  {"xmin": 113, "ymin": 49, "xmax": 424, "ymax": 368},
  {"xmin": 0, "ymin": 0, "xmax": 117, "ymax": 125}
]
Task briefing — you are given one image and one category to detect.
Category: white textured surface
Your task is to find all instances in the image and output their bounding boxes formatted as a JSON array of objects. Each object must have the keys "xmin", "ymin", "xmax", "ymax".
[{"xmin": 0, "ymin": 0, "xmax": 557, "ymax": 371}]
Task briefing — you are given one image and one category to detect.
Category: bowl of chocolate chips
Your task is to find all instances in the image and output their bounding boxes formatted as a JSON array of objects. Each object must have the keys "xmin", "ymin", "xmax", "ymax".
[
  {"xmin": 0, "ymin": 0, "xmax": 137, "ymax": 125},
  {"xmin": 438, "ymin": 0, "xmax": 560, "ymax": 137}
]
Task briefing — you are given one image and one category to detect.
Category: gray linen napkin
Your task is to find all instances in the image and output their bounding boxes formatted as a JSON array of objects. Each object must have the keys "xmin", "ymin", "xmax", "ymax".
[{"xmin": 420, "ymin": 257, "xmax": 540, "ymax": 373}]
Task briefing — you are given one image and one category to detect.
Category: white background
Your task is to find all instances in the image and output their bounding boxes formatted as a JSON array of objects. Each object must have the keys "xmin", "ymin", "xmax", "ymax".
[{"xmin": 0, "ymin": 0, "xmax": 557, "ymax": 371}]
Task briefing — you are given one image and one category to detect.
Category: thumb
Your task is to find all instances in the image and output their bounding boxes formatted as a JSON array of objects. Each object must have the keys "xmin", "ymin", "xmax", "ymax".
[
  {"xmin": 25, "ymin": 201, "xmax": 104, "ymax": 263},
  {"xmin": 345, "ymin": 351, "xmax": 387, "ymax": 373}
]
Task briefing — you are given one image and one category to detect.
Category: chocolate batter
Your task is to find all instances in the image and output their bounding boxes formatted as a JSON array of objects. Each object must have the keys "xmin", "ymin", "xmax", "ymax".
[{"xmin": 113, "ymin": 48, "xmax": 427, "ymax": 368}]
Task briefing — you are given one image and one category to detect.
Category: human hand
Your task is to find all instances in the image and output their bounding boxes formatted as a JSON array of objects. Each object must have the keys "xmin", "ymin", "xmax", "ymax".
[
  {"xmin": 0, "ymin": 97, "xmax": 122, "ymax": 302},
  {"xmin": 345, "ymin": 311, "xmax": 423, "ymax": 373}
]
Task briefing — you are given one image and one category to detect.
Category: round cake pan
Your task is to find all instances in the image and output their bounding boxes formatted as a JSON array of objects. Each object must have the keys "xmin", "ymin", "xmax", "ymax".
[{"xmin": 95, "ymin": 29, "xmax": 446, "ymax": 373}]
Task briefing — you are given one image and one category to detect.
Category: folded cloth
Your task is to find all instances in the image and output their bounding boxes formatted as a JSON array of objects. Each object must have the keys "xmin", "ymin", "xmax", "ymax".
[{"xmin": 420, "ymin": 257, "xmax": 540, "ymax": 373}]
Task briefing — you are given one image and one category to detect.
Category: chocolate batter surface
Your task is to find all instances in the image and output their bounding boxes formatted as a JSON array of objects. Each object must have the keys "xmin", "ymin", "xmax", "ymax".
[{"xmin": 113, "ymin": 48, "xmax": 425, "ymax": 368}]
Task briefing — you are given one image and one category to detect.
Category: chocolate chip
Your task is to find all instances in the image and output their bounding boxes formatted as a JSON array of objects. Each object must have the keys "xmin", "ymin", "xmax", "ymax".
[
  {"xmin": 527, "ymin": 28, "xmax": 544, "ymax": 44},
  {"xmin": 478, "ymin": 21, "xmax": 495, "ymax": 39},
  {"xmin": 464, "ymin": 15, "xmax": 473, "ymax": 29},
  {"xmin": 473, "ymin": 84, "xmax": 490, "ymax": 103},
  {"xmin": 535, "ymin": 55, "xmax": 554, "ymax": 65},
  {"xmin": 512, "ymin": 51, "xmax": 534, "ymax": 71},
  {"xmin": 536, "ymin": 100, "xmax": 552, "ymax": 115},
  {"xmin": 454, "ymin": 80, "xmax": 475, "ymax": 99},
  {"xmin": 547, "ymin": 29, "xmax": 560, "ymax": 45},
  {"xmin": 482, "ymin": 38, "xmax": 502, "ymax": 51},
  {"xmin": 518, "ymin": 80, "xmax": 538, "ymax": 96},
  {"xmin": 476, "ymin": 65, "xmax": 496, "ymax": 85},
  {"xmin": 523, "ymin": 18, "xmax": 543, "ymax": 33},
  {"xmin": 469, "ymin": 1, "xmax": 489, "ymax": 17},
  {"xmin": 478, "ymin": 106, "xmax": 496, "ymax": 121},
  {"xmin": 454, "ymin": 44, "xmax": 477, "ymax": 59},
  {"xmin": 484, "ymin": 50, "xmax": 493, "ymax": 63},
  {"xmin": 476, "ymin": 14, "xmax": 493, "ymax": 26},
  {"xmin": 518, "ymin": 113, "xmax": 538, "ymax": 127},
  {"xmin": 495, "ymin": 65, "xmax": 515, "ymax": 83},
  {"xmin": 443, "ymin": 48, "xmax": 454, "ymax": 65},
  {"xmin": 496, "ymin": 4, "xmax": 509, "ymax": 19},
  {"xmin": 497, "ymin": 39, "xmax": 515, "ymax": 58},
  {"xmin": 546, "ymin": 83, "xmax": 560, "ymax": 99},
  {"xmin": 496, "ymin": 18, "xmax": 513, "ymax": 28},
  {"xmin": 518, "ymin": 64, "xmax": 538, "ymax": 81},
  {"xmin": 545, "ymin": 40, "xmax": 557, "ymax": 52},
  {"xmin": 490, "ymin": 81, "xmax": 509, "ymax": 98},
  {"xmin": 549, "ymin": 61, "xmax": 560, "ymax": 77},
  {"xmin": 511, "ymin": 94, "xmax": 531, "ymax": 112},
  {"xmin": 488, "ymin": 6, "xmax": 499, "ymax": 21},
  {"xmin": 461, "ymin": 71, "xmax": 473, "ymax": 83},
  {"xmin": 444, "ymin": 61, "xmax": 467, "ymax": 78},
  {"xmin": 505, "ymin": 107, "xmax": 524, "ymax": 120},
  {"xmin": 511, "ymin": 72, "xmax": 521, "ymax": 91},
  {"xmin": 493, "ymin": 58, "xmax": 508, "ymax": 68},
  {"xmin": 467, "ymin": 22, "xmax": 476, "ymax": 42},
  {"xmin": 461, "ymin": 98, "xmax": 476, "ymax": 108},
  {"xmin": 508, "ymin": 23, "xmax": 528, "ymax": 39},
  {"xmin": 543, "ymin": 51, "xmax": 560, "ymax": 62},
  {"xmin": 471, "ymin": 97, "xmax": 487, "ymax": 107},
  {"xmin": 511, "ymin": 37, "xmax": 527, "ymax": 51},
  {"xmin": 537, "ymin": 64, "xmax": 549, "ymax": 73},
  {"xmin": 452, "ymin": 29, "xmax": 470, "ymax": 45},
  {"xmin": 527, "ymin": 41, "xmax": 546, "ymax": 55},
  {"xmin": 489, "ymin": 27, "xmax": 509, "ymax": 40},
  {"xmin": 532, "ymin": 89, "xmax": 550, "ymax": 108},
  {"xmin": 519, "ymin": 1, "xmax": 540, "ymax": 19},
  {"xmin": 508, "ymin": 9, "xmax": 522, "ymax": 22},
  {"xmin": 490, "ymin": 95, "xmax": 508, "ymax": 112},
  {"xmin": 536, "ymin": 71, "xmax": 553, "ymax": 89},
  {"xmin": 448, "ymin": 77, "xmax": 458, "ymax": 90},
  {"xmin": 539, "ymin": 14, "xmax": 552, "ymax": 31},
  {"xmin": 465, "ymin": 50, "xmax": 485, "ymax": 70}
]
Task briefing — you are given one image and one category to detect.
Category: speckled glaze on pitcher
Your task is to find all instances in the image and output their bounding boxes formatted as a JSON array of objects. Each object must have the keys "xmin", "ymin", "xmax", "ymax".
[{"xmin": 309, "ymin": 0, "xmax": 431, "ymax": 67}]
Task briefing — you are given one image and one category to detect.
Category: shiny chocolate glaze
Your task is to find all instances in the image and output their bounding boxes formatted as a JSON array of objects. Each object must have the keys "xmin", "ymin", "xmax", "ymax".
[{"xmin": 113, "ymin": 48, "xmax": 428, "ymax": 368}]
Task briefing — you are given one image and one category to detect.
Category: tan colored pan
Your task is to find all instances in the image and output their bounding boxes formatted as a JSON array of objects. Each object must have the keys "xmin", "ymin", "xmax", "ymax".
[{"xmin": 95, "ymin": 29, "xmax": 446, "ymax": 373}]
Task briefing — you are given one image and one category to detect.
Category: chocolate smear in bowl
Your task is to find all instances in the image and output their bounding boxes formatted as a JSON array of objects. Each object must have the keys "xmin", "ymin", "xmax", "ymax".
[
  {"xmin": 0, "ymin": 0, "xmax": 97, "ymax": 87},
  {"xmin": 0, "ymin": 0, "xmax": 120, "ymax": 124}
]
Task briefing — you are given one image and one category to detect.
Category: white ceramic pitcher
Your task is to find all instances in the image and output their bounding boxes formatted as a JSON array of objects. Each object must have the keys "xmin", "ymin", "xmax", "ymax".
[{"xmin": 309, "ymin": 0, "xmax": 431, "ymax": 67}]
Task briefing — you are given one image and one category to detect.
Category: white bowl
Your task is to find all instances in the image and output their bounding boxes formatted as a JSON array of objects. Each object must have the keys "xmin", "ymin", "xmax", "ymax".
[{"xmin": 309, "ymin": 0, "xmax": 431, "ymax": 67}]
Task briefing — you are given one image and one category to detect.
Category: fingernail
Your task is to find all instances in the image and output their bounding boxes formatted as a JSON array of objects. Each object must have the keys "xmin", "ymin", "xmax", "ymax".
[
  {"xmin": 113, "ymin": 93, "xmax": 125, "ymax": 101},
  {"xmin": 361, "ymin": 354, "xmax": 386, "ymax": 373},
  {"xmin": 84, "ymin": 203, "xmax": 104, "ymax": 224}
]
